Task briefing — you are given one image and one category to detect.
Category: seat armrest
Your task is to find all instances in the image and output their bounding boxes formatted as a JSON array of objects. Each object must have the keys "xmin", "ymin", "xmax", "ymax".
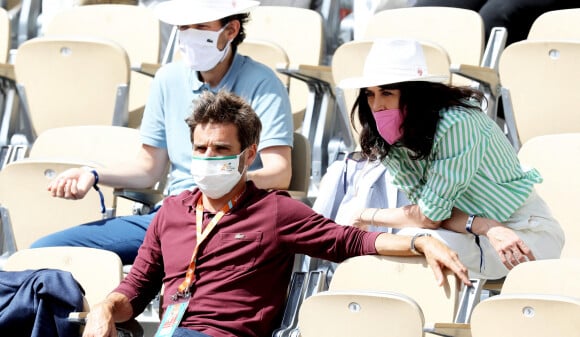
[
  {"xmin": 114, "ymin": 188, "xmax": 163, "ymax": 208},
  {"xmin": 68, "ymin": 312, "xmax": 145, "ymax": 337},
  {"xmin": 0, "ymin": 63, "xmax": 15, "ymax": 82},
  {"xmin": 131, "ymin": 62, "xmax": 162, "ymax": 78},
  {"xmin": 424, "ymin": 322, "xmax": 471, "ymax": 337},
  {"xmin": 277, "ymin": 63, "xmax": 334, "ymax": 87},
  {"xmin": 68, "ymin": 311, "xmax": 88, "ymax": 324},
  {"xmin": 450, "ymin": 64, "xmax": 500, "ymax": 96}
]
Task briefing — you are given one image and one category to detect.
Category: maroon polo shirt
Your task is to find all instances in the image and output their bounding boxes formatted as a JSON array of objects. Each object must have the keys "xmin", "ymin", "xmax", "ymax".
[{"xmin": 116, "ymin": 181, "xmax": 380, "ymax": 337}]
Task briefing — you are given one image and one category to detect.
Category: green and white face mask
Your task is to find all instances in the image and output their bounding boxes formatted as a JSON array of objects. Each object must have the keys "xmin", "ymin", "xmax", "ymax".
[{"xmin": 190, "ymin": 150, "xmax": 246, "ymax": 199}]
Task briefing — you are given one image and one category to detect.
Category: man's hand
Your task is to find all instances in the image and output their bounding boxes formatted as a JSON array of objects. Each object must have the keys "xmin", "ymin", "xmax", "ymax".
[
  {"xmin": 82, "ymin": 301, "xmax": 117, "ymax": 337},
  {"xmin": 47, "ymin": 167, "xmax": 94, "ymax": 200},
  {"xmin": 485, "ymin": 225, "xmax": 535, "ymax": 269},
  {"xmin": 415, "ymin": 236, "xmax": 472, "ymax": 287}
]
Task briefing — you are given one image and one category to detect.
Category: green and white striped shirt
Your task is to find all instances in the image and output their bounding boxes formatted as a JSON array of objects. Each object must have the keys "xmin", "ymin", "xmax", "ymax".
[{"xmin": 383, "ymin": 105, "xmax": 541, "ymax": 222}]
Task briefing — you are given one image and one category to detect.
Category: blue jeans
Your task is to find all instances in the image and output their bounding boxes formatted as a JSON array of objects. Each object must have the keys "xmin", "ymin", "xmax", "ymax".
[
  {"xmin": 172, "ymin": 328, "xmax": 211, "ymax": 337},
  {"xmin": 30, "ymin": 208, "xmax": 159, "ymax": 265}
]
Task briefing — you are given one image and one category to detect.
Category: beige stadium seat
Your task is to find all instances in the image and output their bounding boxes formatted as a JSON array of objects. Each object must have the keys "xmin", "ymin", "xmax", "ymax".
[
  {"xmin": 499, "ymin": 41, "xmax": 580, "ymax": 150},
  {"xmin": 500, "ymin": 258, "xmax": 580, "ymax": 296},
  {"xmin": 331, "ymin": 39, "xmax": 451, "ymax": 148},
  {"xmin": 316, "ymin": 255, "xmax": 470, "ymax": 336},
  {"xmin": 471, "ymin": 294, "xmax": 580, "ymax": 337},
  {"xmin": 238, "ymin": 38, "xmax": 290, "ymax": 92},
  {"xmin": 517, "ymin": 133, "xmax": 580, "ymax": 258},
  {"xmin": 27, "ymin": 125, "xmax": 164, "ymax": 216},
  {"xmin": 0, "ymin": 159, "xmax": 118, "ymax": 251},
  {"xmin": 1, "ymin": 36, "xmax": 131, "ymax": 136},
  {"xmin": 3, "ymin": 246, "xmax": 123, "ymax": 309},
  {"xmin": 363, "ymin": 7, "xmax": 484, "ymax": 87},
  {"xmin": 287, "ymin": 131, "xmax": 311, "ymax": 202},
  {"xmin": 528, "ymin": 8, "xmax": 580, "ymax": 40},
  {"xmin": 245, "ymin": 5, "xmax": 324, "ymax": 131},
  {"xmin": 2, "ymin": 246, "xmax": 143, "ymax": 335},
  {"xmin": 43, "ymin": 4, "xmax": 161, "ymax": 128},
  {"xmin": 298, "ymin": 290, "xmax": 425, "ymax": 337},
  {"xmin": 28, "ymin": 125, "xmax": 141, "ymax": 164},
  {"xmin": 329, "ymin": 255, "xmax": 461, "ymax": 324},
  {"xmin": 0, "ymin": 126, "xmax": 159, "ymax": 254},
  {"xmin": 0, "ymin": 6, "xmax": 13, "ymax": 147},
  {"xmin": 0, "ymin": 7, "xmax": 10, "ymax": 64},
  {"xmin": 470, "ymin": 259, "xmax": 580, "ymax": 337}
]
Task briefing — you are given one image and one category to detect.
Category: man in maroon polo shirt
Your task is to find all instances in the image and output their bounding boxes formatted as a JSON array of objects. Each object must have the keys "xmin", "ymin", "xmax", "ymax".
[{"xmin": 82, "ymin": 90, "xmax": 470, "ymax": 337}]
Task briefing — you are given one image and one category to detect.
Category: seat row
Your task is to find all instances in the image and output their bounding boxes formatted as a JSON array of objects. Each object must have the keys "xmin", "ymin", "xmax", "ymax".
[
  {"xmin": 298, "ymin": 256, "xmax": 580, "ymax": 337},
  {"xmin": 1, "ymin": 5, "xmax": 580, "ymax": 185}
]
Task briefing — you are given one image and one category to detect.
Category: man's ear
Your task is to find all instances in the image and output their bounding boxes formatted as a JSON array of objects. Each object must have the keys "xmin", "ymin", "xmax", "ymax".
[
  {"xmin": 245, "ymin": 143, "xmax": 258, "ymax": 167},
  {"xmin": 225, "ymin": 19, "xmax": 240, "ymax": 42}
]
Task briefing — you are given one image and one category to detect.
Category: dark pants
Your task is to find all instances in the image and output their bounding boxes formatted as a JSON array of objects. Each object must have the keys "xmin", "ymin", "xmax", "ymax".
[
  {"xmin": 413, "ymin": 0, "xmax": 578, "ymax": 45},
  {"xmin": 172, "ymin": 328, "xmax": 211, "ymax": 337}
]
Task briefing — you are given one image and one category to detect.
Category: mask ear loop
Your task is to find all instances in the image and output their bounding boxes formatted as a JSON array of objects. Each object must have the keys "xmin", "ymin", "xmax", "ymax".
[{"xmin": 237, "ymin": 148, "xmax": 249, "ymax": 177}]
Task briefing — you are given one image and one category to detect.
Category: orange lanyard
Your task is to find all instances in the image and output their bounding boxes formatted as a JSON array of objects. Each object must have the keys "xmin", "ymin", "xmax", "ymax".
[{"xmin": 173, "ymin": 190, "xmax": 244, "ymax": 300}]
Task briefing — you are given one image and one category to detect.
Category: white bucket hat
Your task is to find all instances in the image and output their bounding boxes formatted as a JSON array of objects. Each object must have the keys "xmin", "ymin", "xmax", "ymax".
[
  {"xmin": 155, "ymin": 0, "xmax": 260, "ymax": 26},
  {"xmin": 339, "ymin": 38, "xmax": 448, "ymax": 89}
]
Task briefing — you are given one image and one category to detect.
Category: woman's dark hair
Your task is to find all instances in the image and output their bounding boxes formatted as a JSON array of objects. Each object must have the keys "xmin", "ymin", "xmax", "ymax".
[
  {"xmin": 220, "ymin": 13, "xmax": 250, "ymax": 52},
  {"xmin": 351, "ymin": 81, "xmax": 484, "ymax": 160}
]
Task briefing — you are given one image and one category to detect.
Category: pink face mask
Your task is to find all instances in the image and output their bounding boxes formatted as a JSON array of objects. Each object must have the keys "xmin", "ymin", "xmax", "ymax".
[{"xmin": 373, "ymin": 108, "xmax": 404, "ymax": 145}]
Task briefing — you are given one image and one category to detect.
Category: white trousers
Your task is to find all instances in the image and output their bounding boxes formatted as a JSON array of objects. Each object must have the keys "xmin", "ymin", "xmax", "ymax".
[{"xmin": 397, "ymin": 189, "xmax": 565, "ymax": 279}]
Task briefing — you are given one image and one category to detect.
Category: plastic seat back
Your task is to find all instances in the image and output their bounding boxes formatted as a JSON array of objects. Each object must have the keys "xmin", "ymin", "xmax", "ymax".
[
  {"xmin": 43, "ymin": 4, "xmax": 161, "ymax": 128},
  {"xmin": 329, "ymin": 255, "xmax": 460, "ymax": 324},
  {"xmin": 28, "ymin": 125, "xmax": 141, "ymax": 165},
  {"xmin": 13, "ymin": 36, "xmax": 131, "ymax": 136},
  {"xmin": 363, "ymin": 7, "xmax": 483, "ymax": 86},
  {"xmin": 245, "ymin": 6, "xmax": 324, "ymax": 129},
  {"xmin": 528, "ymin": 8, "xmax": 580, "ymax": 40},
  {"xmin": 3, "ymin": 246, "xmax": 123, "ymax": 309},
  {"xmin": 298, "ymin": 290, "xmax": 425, "ymax": 337},
  {"xmin": 0, "ymin": 7, "xmax": 10, "ymax": 63},
  {"xmin": 499, "ymin": 41, "xmax": 580, "ymax": 147},
  {"xmin": 287, "ymin": 131, "xmax": 310, "ymax": 200},
  {"xmin": 0, "ymin": 159, "xmax": 117, "ymax": 251},
  {"xmin": 517, "ymin": 134, "xmax": 580, "ymax": 258},
  {"xmin": 500, "ymin": 258, "xmax": 580, "ymax": 296},
  {"xmin": 470, "ymin": 294, "xmax": 580, "ymax": 337},
  {"xmin": 471, "ymin": 258, "xmax": 580, "ymax": 337},
  {"xmin": 238, "ymin": 38, "xmax": 290, "ymax": 89}
]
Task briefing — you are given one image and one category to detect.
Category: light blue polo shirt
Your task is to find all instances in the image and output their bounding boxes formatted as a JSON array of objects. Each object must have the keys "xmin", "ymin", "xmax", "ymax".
[{"xmin": 140, "ymin": 53, "xmax": 293, "ymax": 195}]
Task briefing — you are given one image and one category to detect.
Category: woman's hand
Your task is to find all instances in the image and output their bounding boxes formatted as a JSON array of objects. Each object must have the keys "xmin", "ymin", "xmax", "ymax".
[
  {"xmin": 47, "ymin": 167, "xmax": 95, "ymax": 200},
  {"xmin": 350, "ymin": 208, "xmax": 373, "ymax": 231},
  {"xmin": 485, "ymin": 225, "xmax": 535, "ymax": 269}
]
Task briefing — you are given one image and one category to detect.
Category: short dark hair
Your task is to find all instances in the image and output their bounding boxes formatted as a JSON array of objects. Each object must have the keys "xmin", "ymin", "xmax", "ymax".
[
  {"xmin": 186, "ymin": 90, "xmax": 261, "ymax": 150},
  {"xmin": 220, "ymin": 13, "xmax": 250, "ymax": 52}
]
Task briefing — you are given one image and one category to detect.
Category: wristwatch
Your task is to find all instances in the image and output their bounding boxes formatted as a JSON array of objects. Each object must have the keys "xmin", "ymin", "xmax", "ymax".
[{"xmin": 410, "ymin": 233, "xmax": 432, "ymax": 255}]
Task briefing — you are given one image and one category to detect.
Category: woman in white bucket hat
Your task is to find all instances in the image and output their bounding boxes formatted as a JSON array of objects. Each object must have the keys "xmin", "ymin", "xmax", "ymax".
[{"xmin": 343, "ymin": 38, "xmax": 564, "ymax": 279}]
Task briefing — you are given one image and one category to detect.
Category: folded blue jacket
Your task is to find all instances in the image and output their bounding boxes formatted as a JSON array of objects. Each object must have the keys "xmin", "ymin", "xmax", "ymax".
[{"xmin": 0, "ymin": 268, "xmax": 85, "ymax": 337}]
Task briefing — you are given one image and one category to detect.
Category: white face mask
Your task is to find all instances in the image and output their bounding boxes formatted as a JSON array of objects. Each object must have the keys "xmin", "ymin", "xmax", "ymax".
[
  {"xmin": 178, "ymin": 25, "xmax": 231, "ymax": 71},
  {"xmin": 191, "ymin": 150, "xmax": 246, "ymax": 199}
]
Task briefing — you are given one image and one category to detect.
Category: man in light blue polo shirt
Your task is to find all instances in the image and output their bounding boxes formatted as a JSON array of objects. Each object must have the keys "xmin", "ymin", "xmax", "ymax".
[{"xmin": 33, "ymin": 0, "xmax": 294, "ymax": 265}]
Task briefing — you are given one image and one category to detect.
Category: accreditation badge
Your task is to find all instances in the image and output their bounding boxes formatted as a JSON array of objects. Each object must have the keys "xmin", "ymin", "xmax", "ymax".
[{"xmin": 154, "ymin": 300, "xmax": 189, "ymax": 337}]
